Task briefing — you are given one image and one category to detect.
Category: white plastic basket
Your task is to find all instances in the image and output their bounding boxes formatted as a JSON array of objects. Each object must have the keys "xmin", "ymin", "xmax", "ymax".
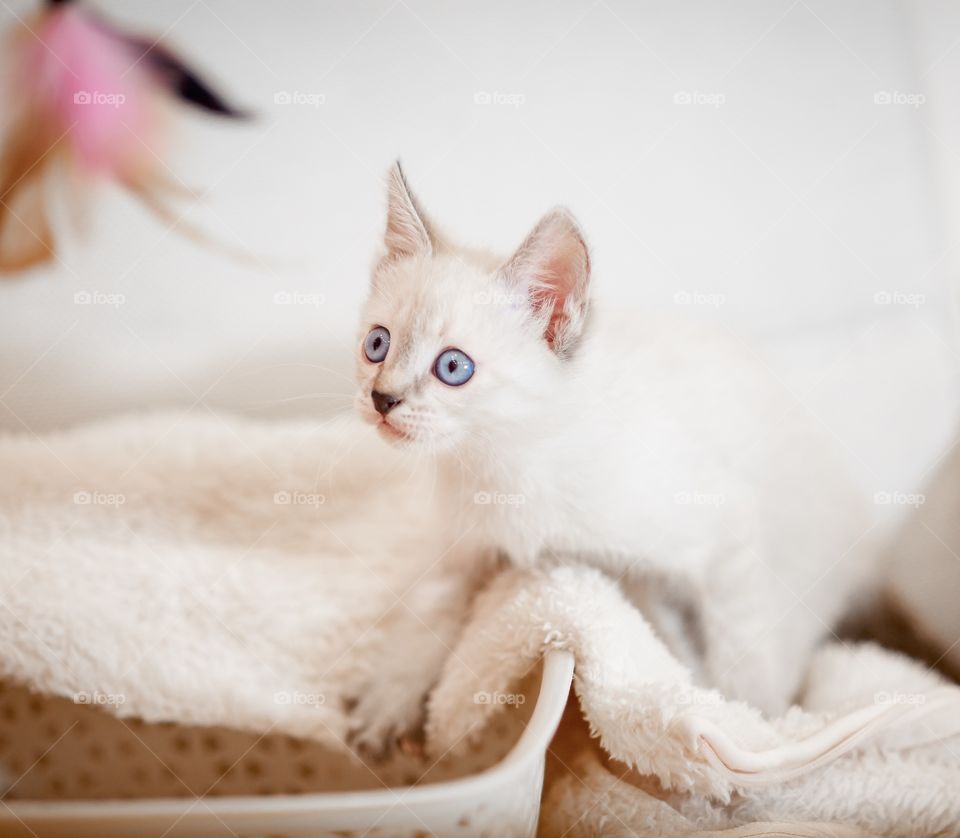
[{"xmin": 0, "ymin": 651, "xmax": 574, "ymax": 837}]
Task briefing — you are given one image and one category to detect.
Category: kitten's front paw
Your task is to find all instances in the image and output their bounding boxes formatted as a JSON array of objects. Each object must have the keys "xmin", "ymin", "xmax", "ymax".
[{"xmin": 345, "ymin": 681, "xmax": 428, "ymax": 761}]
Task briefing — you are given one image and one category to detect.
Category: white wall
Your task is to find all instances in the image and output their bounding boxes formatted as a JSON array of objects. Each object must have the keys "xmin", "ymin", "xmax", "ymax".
[{"xmin": 1, "ymin": 0, "xmax": 958, "ymax": 516}]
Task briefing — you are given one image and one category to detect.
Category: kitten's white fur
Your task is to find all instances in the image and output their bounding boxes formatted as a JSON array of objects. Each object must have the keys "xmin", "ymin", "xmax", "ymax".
[{"xmin": 355, "ymin": 163, "xmax": 872, "ymax": 713}]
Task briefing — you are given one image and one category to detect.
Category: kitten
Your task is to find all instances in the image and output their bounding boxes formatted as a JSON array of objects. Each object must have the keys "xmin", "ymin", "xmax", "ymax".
[{"xmin": 355, "ymin": 162, "xmax": 872, "ymax": 716}]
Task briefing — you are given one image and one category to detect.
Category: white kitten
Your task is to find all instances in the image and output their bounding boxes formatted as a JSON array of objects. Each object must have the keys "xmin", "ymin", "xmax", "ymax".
[{"xmin": 355, "ymin": 162, "xmax": 872, "ymax": 713}]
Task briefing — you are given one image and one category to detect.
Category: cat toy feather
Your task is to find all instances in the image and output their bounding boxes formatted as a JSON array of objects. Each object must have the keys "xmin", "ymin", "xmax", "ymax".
[{"xmin": 0, "ymin": 0, "xmax": 246, "ymax": 273}]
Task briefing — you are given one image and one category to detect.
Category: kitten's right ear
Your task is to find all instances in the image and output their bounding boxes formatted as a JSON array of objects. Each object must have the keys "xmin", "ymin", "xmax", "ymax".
[{"xmin": 384, "ymin": 161, "xmax": 433, "ymax": 260}]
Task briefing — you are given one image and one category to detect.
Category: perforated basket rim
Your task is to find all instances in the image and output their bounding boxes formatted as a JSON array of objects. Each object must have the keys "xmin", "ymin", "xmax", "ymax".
[{"xmin": 1, "ymin": 651, "xmax": 574, "ymax": 824}]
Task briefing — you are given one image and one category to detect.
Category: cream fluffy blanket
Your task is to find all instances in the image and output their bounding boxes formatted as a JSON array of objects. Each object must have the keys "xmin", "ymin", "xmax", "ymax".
[{"xmin": 2, "ymin": 413, "xmax": 959, "ymax": 836}]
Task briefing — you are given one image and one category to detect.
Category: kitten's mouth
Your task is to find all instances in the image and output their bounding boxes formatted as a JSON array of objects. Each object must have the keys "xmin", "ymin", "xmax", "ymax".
[{"xmin": 377, "ymin": 418, "xmax": 411, "ymax": 442}]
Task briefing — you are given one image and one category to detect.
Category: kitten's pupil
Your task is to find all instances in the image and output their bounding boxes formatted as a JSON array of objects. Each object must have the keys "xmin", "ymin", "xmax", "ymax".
[
  {"xmin": 447, "ymin": 359, "xmax": 457, "ymax": 373},
  {"xmin": 373, "ymin": 337, "xmax": 382, "ymax": 350}
]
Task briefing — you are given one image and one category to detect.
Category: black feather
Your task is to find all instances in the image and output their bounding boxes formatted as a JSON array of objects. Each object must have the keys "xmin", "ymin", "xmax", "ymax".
[{"xmin": 125, "ymin": 36, "xmax": 249, "ymax": 119}]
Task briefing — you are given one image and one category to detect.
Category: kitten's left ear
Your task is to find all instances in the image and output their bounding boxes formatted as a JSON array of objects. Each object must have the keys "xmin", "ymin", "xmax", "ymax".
[{"xmin": 499, "ymin": 209, "xmax": 591, "ymax": 356}]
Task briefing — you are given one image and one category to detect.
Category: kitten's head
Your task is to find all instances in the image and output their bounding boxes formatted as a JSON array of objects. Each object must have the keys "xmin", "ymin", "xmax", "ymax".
[{"xmin": 355, "ymin": 162, "xmax": 591, "ymax": 454}]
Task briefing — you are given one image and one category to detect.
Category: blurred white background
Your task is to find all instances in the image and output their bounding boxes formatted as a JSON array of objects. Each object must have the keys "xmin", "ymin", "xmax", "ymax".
[{"xmin": 1, "ymin": 0, "xmax": 960, "ymax": 532}]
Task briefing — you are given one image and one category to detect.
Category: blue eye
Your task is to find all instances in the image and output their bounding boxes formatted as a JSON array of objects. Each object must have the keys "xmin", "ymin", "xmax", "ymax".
[
  {"xmin": 434, "ymin": 348, "xmax": 475, "ymax": 386},
  {"xmin": 363, "ymin": 327, "xmax": 390, "ymax": 363}
]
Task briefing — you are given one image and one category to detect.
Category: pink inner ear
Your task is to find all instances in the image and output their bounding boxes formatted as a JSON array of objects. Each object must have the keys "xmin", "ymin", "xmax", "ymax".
[
  {"xmin": 531, "ymin": 235, "xmax": 586, "ymax": 348},
  {"xmin": 518, "ymin": 218, "xmax": 589, "ymax": 351},
  {"xmin": 28, "ymin": 8, "xmax": 152, "ymax": 174}
]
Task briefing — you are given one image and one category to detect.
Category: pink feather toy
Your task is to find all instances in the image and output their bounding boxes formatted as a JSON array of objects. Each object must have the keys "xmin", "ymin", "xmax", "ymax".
[{"xmin": 0, "ymin": 0, "xmax": 245, "ymax": 272}]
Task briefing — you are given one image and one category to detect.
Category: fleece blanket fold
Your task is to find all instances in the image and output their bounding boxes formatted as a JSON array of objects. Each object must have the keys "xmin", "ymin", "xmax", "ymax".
[
  {"xmin": 426, "ymin": 563, "xmax": 960, "ymax": 836},
  {"xmin": 1, "ymin": 412, "xmax": 959, "ymax": 836}
]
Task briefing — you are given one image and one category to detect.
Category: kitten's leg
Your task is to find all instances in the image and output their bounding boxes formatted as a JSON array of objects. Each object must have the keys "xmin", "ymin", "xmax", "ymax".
[
  {"xmin": 697, "ymin": 543, "xmax": 804, "ymax": 715},
  {"xmin": 622, "ymin": 572, "xmax": 706, "ymax": 684},
  {"xmin": 346, "ymin": 572, "xmax": 472, "ymax": 759}
]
